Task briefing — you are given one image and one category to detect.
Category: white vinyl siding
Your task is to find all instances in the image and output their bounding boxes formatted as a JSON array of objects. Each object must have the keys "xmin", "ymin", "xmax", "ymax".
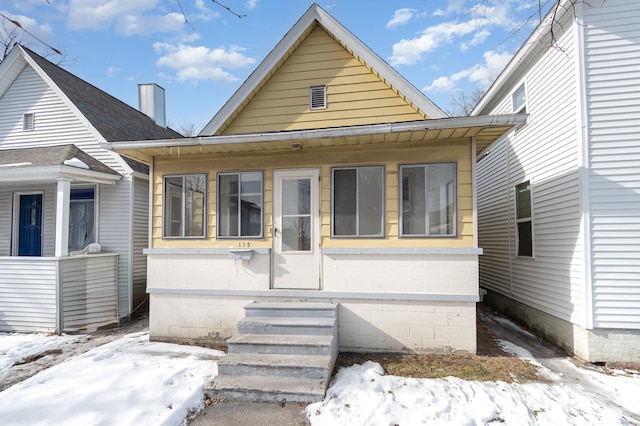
[
  {"xmin": 132, "ymin": 177, "xmax": 149, "ymax": 308},
  {"xmin": 99, "ymin": 181, "xmax": 133, "ymax": 318},
  {"xmin": 0, "ymin": 66, "xmax": 128, "ymax": 173},
  {"xmin": 477, "ymin": 12, "xmax": 585, "ymax": 325},
  {"xmin": 0, "ymin": 258, "xmax": 57, "ymax": 332},
  {"xmin": 583, "ymin": 0, "xmax": 640, "ymax": 329}
]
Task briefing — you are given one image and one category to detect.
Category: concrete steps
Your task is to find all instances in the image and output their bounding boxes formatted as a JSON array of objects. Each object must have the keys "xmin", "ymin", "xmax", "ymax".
[{"xmin": 205, "ymin": 301, "xmax": 338, "ymax": 403}]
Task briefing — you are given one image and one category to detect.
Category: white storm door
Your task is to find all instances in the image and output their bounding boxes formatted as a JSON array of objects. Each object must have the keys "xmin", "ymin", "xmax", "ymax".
[{"xmin": 273, "ymin": 169, "xmax": 320, "ymax": 289}]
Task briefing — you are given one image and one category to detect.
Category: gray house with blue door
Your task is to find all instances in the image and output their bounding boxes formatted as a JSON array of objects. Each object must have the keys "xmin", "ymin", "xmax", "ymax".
[{"xmin": 0, "ymin": 45, "xmax": 180, "ymax": 333}]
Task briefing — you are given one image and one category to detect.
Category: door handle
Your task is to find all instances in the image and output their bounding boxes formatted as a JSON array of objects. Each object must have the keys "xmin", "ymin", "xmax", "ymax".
[{"xmin": 273, "ymin": 227, "xmax": 279, "ymax": 237}]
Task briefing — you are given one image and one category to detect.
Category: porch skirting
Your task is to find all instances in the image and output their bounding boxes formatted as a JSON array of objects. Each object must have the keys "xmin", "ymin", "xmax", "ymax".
[{"xmin": 147, "ymin": 249, "xmax": 480, "ymax": 354}]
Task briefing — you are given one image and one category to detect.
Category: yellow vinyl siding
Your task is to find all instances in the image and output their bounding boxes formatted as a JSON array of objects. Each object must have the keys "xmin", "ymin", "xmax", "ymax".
[
  {"xmin": 221, "ymin": 26, "xmax": 426, "ymax": 135},
  {"xmin": 150, "ymin": 139, "xmax": 474, "ymax": 249}
]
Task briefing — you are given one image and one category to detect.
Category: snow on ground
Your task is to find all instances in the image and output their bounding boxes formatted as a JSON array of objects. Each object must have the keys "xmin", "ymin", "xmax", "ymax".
[
  {"xmin": 0, "ymin": 333, "xmax": 86, "ymax": 371},
  {"xmin": 0, "ymin": 331, "xmax": 223, "ymax": 426},
  {"xmin": 0, "ymin": 322, "xmax": 639, "ymax": 426}
]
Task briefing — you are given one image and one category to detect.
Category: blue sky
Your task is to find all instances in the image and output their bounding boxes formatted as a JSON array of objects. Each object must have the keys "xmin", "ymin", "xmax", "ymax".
[{"xmin": 1, "ymin": 1, "xmax": 554, "ymax": 134}]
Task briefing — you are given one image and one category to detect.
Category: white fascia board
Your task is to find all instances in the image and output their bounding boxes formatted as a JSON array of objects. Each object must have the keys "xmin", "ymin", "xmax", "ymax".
[
  {"xmin": 0, "ymin": 165, "xmax": 121, "ymax": 185},
  {"xmin": 199, "ymin": 4, "xmax": 445, "ymax": 136},
  {"xmin": 109, "ymin": 114, "xmax": 526, "ymax": 151}
]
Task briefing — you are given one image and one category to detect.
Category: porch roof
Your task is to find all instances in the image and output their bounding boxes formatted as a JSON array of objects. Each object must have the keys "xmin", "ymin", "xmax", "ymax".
[
  {"xmin": 106, "ymin": 114, "xmax": 527, "ymax": 163},
  {"xmin": 0, "ymin": 145, "xmax": 121, "ymax": 185}
]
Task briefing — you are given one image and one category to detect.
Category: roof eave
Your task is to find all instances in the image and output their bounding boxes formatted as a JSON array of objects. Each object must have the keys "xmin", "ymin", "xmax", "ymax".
[{"xmin": 0, "ymin": 165, "xmax": 122, "ymax": 185}]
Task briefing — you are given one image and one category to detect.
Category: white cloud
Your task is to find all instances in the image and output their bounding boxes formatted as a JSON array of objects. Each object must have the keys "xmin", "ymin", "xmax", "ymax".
[
  {"xmin": 0, "ymin": 11, "xmax": 54, "ymax": 45},
  {"xmin": 423, "ymin": 49, "xmax": 513, "ymax": 93},
  {"xmin": 386, "ymin": 8, "xmax": 416, "ymax": 29},
  {"xmin": 389, "ymin": 2, "xmax": 522, "ymax": 66},
  {"xmin": 65, "ymin": 0, "xmax": 188, "ymax": 35},
  {"xmin": 245, "ymin": 0, "xmax": 259, "ymax": 10},
  {"xmin": 390, "ymin": 19, "xmax": 486, "ymax": 66},
  {"xmin": 153, "ymin": 42, "xmax": 256, "ymax": 83},
  {"xmin": 106, "ymin": 66, "xmax": 120, "ymax": 77}
]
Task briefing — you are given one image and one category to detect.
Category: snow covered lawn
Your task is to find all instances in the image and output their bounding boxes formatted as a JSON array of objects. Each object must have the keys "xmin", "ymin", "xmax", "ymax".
[
  {"xmin": 0, "ymin": 324, "xmax": 638, "ymax": 425},
  {"xmin": 0, "ymin": 331, "xmax": 223, "ymax": 426}
]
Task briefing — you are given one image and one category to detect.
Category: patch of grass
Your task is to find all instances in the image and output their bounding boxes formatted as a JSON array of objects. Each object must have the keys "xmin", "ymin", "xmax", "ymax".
[
  {"xmin": 333, "ymin": 317, "xmax": 540, "ymax": 383},
  {"xmin": 12, "ymin": 349, "xmax": 62, "ymax": 366},
  {"xmin": 335, "ymin": 352, "xmax": 539, "ymax": 382}
]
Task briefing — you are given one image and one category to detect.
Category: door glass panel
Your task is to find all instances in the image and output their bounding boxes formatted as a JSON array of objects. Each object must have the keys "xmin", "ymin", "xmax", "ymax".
[
  {"xmin": 281, "ymin": 178, "xmax": 311, "ymax": 252},
  {"xmin": 282, "ymin": 217, "xmax": 311, "ymax": 252},
  {"xmin": 282, "ymin": 179, "xmax": 310, "ymax": 215}
]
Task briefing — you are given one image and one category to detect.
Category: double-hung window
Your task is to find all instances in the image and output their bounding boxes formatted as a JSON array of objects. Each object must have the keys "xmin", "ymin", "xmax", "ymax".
[
  {"xmin": 217, "ymin": 171, "xmax": 263, "ymax": 238},
  {"xmin": 515, "ymin": 180, "xmax": 533, "ymax": 257},
  {"xmin": 332, "ymin": 166, "xmax": 384, "ymax": 237},
  {"xmin": 513, "ymin": 82, "xmax": 527, "ymax": 129},
  {"xmin": 69, "ymin": 187, "xmax": 95, "ymax": 250},
  {"xmin": 163, "ymin": 174, "xmax": 207, "ymax": 238},
  {"xmin": 399, "ymin": 163, "xmax": 456, "ymax": 237}
]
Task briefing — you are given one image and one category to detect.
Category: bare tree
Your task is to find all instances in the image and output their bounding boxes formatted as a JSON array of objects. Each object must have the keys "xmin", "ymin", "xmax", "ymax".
[
  {"xmin": 178, "ymin": 123, "xmax": 198, "ymax": 137},
  {"xmin": 446, "ymin": 87, "xmax": 487, "ymax": 117},
  {"xmin": 1, "ymin": 20, "xmax": 22, "ymax": 61}
]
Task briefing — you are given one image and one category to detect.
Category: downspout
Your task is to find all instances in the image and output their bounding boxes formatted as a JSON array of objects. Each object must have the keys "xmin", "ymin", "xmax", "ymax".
[
  {"xmin": 575, "ymin": 3, "xmax": 594, "ymax": 330},
  {"xmin": 128, "ymin": 176, "xmax": 134, "ymax": 319}
]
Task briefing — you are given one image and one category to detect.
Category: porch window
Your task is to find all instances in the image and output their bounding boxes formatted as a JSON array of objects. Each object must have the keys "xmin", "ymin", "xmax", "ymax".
[
  {"xmin": 399, "ymin": 163, "xmax": 456, "ymax": 237},
  {"xmin": 515, "ymin": 180, "xmax": 533, "ymax": 257},
  {"xmin": 332, "ymin": 166, "xmax": 384, "ymax": 237},
  {"xmin": 68, "ymin": 187, "xmax": 96, "ymax": 250},
  {"xmin": 217, "ymin": 171, "xmax": 263, "ymax": 238},
  {"xmin": 163, "ymin": 174, "xmax": 207, "ymax": 238}
]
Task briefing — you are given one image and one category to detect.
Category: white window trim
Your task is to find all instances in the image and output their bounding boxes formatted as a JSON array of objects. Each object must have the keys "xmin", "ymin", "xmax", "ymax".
[
  {"xmin": 514, "ymin": 178, "xmax": 534, "ymax": 258},
  {"xmin": 11, "ymin": 191, "xmax": 44, "ymax": 256},
  {"xmin": 398, "ymin": 162, "xmax": 458, "ymax": 238},
  {"xmin": 330, "ymin": 165, "xmax": 385, "ymax": 238},
  {"xmin": 69, "ymin": 185, "xmax": 99, "ymax": 251},
  {"xmin": 162, "ymin": 173, "xmax": 208, "ymax": 239},
  {"xmin": 216, "ymin": 171, "xmax": 264, "ymax": 239}
]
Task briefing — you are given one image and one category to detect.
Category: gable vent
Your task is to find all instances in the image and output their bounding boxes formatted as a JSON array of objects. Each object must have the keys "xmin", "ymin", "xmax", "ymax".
[
  {"xmin": 23, "ymin": 113, "xmax": 35, "ymax": 131},
  {"xmin": 310, "ymin": 85, "xmax": 326, "ymax": 110}
]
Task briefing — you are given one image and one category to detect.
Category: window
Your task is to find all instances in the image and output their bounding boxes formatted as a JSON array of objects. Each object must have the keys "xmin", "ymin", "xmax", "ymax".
[
  {"xmin": 68, "ymin": 187, "xmax": 95, "ymax": 250},
  {"xmin": 217, "ymin": 172, "xmax": 263, "ymax": 238},
  {"xmin": 310, "ymin": 85, "xmax": 326, "ymax": 110},
  {"xmin": 515, "ymin": 180, "xmax": 533, "ymax": 257},
  {"xmin": 400, "ymin": 163, "xmax": 456, "ymax": 237},
  {"xmin": 23, "ymin": 113, "xmax": 34, "ymax": 131},
  {"xmin": 332, "ymin": 166, "xmax": 384, "ymax": 237},
  {"xmin": 513, "ymin": 83, "xmax": 526, "ymax": 114},
  {"xmin": 163, "ymin": 174, "xmax": 206, "ymax": 238}
]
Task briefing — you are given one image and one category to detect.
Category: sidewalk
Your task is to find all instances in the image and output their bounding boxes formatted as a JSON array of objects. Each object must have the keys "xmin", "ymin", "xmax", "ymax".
[{"xmin": 189, "ymin": 401, "xmax": 310, "ymax": 426}]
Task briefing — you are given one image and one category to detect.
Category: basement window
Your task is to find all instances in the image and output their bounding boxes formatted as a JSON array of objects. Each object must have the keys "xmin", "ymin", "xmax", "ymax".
[
  {"xmin": 310, "ymin": 85, "xmax": 326, "ymax": 110},
  {"xmin": 23, "ymin": 113, "xmax": 35, "ymax": 131}
]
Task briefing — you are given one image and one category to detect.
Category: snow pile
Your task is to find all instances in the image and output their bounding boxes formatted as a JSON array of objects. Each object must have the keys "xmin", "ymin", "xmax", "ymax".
[
  {"xmin": 307, "ymin": 361, "xmax": 633, "ymax": 425},
  {"xmin": 0, "ymin": 332, "xmax": 223, "ymax": 426}
]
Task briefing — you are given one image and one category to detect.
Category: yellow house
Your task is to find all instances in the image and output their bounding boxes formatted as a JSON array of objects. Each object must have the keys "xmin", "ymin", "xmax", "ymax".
[{"xmin": 107, "ymin": 4, "xmax": 525, "ymax": 354}]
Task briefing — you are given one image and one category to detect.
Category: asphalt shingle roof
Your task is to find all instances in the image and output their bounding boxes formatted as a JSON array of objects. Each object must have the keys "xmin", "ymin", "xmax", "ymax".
[
  {"xmin": 22, "ymin": 46, "xmax": 183, "ymax": 143},
  {"xmin": 0, "ymin": 144, "xmax": 120, "ymax": 175}
]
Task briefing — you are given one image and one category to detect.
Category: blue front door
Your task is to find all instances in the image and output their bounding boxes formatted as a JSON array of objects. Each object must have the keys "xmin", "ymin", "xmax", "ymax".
[{"xmin": 18, "ymin": 194, "xmax": 42, "ymax": 256}]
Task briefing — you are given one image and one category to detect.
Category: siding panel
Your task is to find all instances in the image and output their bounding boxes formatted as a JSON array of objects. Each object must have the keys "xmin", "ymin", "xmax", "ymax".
[{"xmin": 583, "ymin": 0, "xmax": 640, "ymax": 329}]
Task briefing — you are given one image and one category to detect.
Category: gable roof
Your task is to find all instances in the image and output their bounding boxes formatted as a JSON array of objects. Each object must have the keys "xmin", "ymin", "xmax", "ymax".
[
  {"xmin": 15, "ymin": 46, "xmax": 182, "ymax": 143},
  {"xmin": 199, "ymin": 3, "xmax": 446, "ymax": 136}
]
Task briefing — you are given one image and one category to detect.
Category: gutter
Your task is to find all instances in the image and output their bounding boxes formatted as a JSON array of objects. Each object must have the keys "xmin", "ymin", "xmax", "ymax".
[{"xmin": 105, "ymin": 114, "xmax": 527, "ymax": 151}]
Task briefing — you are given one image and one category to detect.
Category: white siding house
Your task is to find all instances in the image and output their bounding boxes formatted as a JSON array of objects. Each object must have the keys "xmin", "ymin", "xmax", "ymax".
[
  {"xmin": 0, "ymin": 45, "xmax": 180, "ymax": 333},
  {"xmin": 473, "ymin": 0, "xmax": 640, "ymax": 363}
]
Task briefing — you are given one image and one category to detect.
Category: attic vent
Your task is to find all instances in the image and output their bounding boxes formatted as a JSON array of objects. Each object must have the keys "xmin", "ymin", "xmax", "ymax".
[
  {"xmin": 23, "ymin": 113, "xmax": 35, "ymax": 131},
  {"xmin": 310, "ymin": 85, "xmax": 326, "ymax": 110}
]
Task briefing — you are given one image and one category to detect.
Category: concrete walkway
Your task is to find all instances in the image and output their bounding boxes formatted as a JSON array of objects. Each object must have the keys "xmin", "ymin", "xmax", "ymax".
[{"xmin": 189, "ymin": 401, "xmax": 310, "ymax": 426}]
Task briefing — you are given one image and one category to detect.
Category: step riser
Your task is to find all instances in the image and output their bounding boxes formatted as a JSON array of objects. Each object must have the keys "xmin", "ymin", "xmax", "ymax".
[
  {"xmin": 218, "ymin": 363, "xmax": 329, "ymax": 379},
  {"xmin": 207, "ymin": 388, "xmax": 323, "ymax": 404},
  {"xmin": 237, "ymin": 323, "xmax": 334, "ymax": 336},
  {"xmin": 245, "ymin": 308, "xmax": 336, "ymax": 319},
  {"xmin": 227, "ymin": 342, "xmax": 332, "ymax": 356}
]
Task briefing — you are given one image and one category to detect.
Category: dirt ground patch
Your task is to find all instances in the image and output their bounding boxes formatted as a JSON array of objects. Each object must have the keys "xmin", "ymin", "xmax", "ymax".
[{"xmin": 334, "ymin": 315, "xmax": 540, "ymax": 383}]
